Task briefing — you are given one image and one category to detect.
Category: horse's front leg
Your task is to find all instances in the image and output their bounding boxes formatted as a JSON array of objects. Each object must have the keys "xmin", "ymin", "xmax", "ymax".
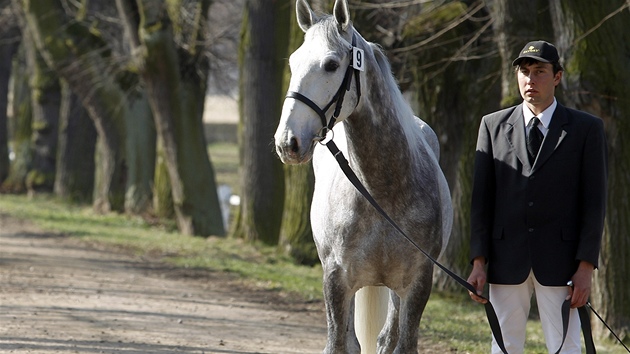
[
  {"xmin": 322, "ymin": 266, "xmax": 360, "ymax": 354},
  {"xmin": 393, "ymin": 262, "xmax": 434, "ymax": 354}
]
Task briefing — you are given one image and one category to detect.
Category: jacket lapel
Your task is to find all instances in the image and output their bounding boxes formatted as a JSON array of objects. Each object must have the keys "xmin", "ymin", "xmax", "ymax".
[
  {"xmin": 504, "ymin": 105, "xmax": 532, "ymax": 170},
  {"xmin": 532, "ymin": 104, "xmax": 569, "ymax": 172}
]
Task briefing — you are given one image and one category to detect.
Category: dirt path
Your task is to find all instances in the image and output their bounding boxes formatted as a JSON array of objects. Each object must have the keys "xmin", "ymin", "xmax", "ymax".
[{"xmin": 0, "ymin": 214, "xmax": 327, "ymax": 354}]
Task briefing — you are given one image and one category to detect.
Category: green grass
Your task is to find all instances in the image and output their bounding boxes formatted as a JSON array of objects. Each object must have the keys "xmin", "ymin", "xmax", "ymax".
[
  {"xmin": 421, "ymin": 292, "xmax": 548, "ymax": 353},
  {"xmin": 0, "ymin": 142, "xmax": 626, "ymax": 353}
]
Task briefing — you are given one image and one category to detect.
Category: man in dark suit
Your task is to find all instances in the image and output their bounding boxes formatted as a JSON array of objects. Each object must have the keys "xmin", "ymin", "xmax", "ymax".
[{"xmin": 466, "ymin": 40, "xmax": 608, "ymax": 353}]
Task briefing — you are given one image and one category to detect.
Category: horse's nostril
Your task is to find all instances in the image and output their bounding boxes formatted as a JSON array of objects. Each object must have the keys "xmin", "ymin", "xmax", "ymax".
[
  {"xmin": 290, "ymin": 137, "xmax": 299, "ymax": 153},
  {"xmin": 275, "ymin": 144, "xmax": 284, "ymax": 157}
]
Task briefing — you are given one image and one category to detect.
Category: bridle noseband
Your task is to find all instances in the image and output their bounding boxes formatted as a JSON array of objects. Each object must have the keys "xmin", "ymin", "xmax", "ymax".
[{"xmin": 285, "ymin": 33, "xmax": 362, "ymax": 140}]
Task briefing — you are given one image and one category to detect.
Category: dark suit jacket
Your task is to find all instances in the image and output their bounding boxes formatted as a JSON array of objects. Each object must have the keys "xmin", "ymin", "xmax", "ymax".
[{"xmin": 470, "ymin": 102, "xmax": 608, "ymax": 286}]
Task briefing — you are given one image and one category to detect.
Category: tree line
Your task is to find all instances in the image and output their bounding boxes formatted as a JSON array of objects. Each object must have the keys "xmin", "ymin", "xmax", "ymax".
[{"xmin": 0, "ymin": 0, "xmax": 627, "ymax": 343}]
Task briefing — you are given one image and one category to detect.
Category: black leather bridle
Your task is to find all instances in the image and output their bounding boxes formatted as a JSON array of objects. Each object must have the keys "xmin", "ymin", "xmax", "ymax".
[{"xmin": 285, "ymin": 33, "xmax": 362, "ymax": 140}]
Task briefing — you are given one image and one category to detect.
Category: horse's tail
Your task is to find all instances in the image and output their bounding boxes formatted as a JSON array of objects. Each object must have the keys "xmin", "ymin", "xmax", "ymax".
[{"xmin": 354, "ymin": 286, "xmax": 389, "ymax": 354}]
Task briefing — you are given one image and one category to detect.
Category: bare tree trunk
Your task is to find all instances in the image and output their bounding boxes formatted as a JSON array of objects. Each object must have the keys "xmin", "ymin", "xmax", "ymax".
[
  {"xmin": 20, "ymin": 0, "xmax": 128, "ymax": 212},
  {"xmin": 1, "ymin": 42, "xmax": 30, "ymax": 193},
  {"xmin": 113, "ymin": 0, "xmax": 156, "ymax": 215},
  {"xmin": 550, "ymin": 0, "xmax": 630, "ymax": 341},
  {"xmin": 23, "ymin": 26, "xmax": 60, "ymax": 195},
  {"xmin": 153, "ymin": 137, "xmax": 174, "ymax": 219},
  {"xmin": 0, "ymin": 0, "xmax": 20, "ymax": 184},
  {"xmin": 54, "ymin": 81, "xmax": 96, "ymax": 203},
  {"xmin": 117, "ymin": 0, "xmax": 224, "ymax": 236},
  {"xmin": 124, "ymin": 90, "xmax": 155, "ymax": 214},
  {"xmin": 233, "ymin": 0, "xmax": 288, "ymax": 244}
]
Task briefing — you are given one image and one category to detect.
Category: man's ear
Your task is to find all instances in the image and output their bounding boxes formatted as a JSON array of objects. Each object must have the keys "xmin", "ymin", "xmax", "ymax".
[{"xmin": 554, "ymin": 70, "xmax": 563, "ymax": 87}]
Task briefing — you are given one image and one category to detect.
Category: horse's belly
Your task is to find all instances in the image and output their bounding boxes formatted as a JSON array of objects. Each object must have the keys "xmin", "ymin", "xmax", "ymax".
[{"xmin": 312, "ymin": 215, "xmax": 431, "ymax": 291}]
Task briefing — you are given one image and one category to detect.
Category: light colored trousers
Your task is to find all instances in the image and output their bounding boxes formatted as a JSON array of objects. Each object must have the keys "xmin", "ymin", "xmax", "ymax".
[{"xmin": 489, "ymin": 271, "xmax": 582, "ymax": 354}]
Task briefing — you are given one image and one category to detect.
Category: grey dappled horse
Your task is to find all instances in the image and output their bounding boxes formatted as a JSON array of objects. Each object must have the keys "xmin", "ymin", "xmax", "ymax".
[{"xmin": 274, "ymin": 0, "xmax": 453, "ymax": 353}]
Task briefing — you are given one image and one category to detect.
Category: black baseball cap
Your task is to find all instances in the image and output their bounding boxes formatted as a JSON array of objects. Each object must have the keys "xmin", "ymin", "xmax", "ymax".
[{"xmin": 512, "ymin": 40, "xmax": 560, "ymax": 66}]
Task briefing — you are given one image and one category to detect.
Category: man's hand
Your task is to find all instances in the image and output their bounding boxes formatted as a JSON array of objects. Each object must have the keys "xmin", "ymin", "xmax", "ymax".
[
  {"xmin": 467, "ymin": 257, "xmax": 488, "ymax": 304},
  {"xmin": 567, "ymin": 261, "xmax": 594, "ymax": 308}
]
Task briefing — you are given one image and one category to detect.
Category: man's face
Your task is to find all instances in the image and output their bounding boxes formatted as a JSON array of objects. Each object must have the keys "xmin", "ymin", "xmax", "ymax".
[{"xmin": 517, "ymin": 61, "xmax": 562, "ymax": 114}]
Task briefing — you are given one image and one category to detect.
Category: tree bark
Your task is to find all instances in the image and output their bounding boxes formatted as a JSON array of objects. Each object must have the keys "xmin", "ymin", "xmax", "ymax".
[
  {"xmin": 549, "ymin": 0, "xmax": 630, "ymax": 341},
  {"xmin": 23, "ymin": 26, "xmax": 60, "ymax": 195},
  {"xmin": 1, "ymin": 42, "xmax": 31, "ymax": 193},
  {"xmin": 20, "ymin": 0, "xmax": 128, "ymax": 212},
  {"xmin": 54, "ymin": 81, "xmax": 96, "ymax": 203},
  {"xmin": 118, "ymin": 0, "xmax": 224, "ymax": 236},
  {"xmin": 0, "ymin": 0, "xmax": 20, "ymax": 184},
  {"xmin": 233, "ymin": 0, "xmax": 288, "ymax": 244},
  {"xmin": 153, "ymin": 136, "xmax": 174, "ymax": 219},
  {"xmin": 124, "ymin": 90, "xmax": 155, "ymax": 214},
  {"xmin": 112, "ymin": 0, "xmax": 156, "ymax": 215}
]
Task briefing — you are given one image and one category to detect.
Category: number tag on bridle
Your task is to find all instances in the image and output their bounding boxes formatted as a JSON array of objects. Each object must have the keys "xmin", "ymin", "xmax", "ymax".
[{"xmin": 352, "ymin": 47, "xmax": 365, "ymax": 71}]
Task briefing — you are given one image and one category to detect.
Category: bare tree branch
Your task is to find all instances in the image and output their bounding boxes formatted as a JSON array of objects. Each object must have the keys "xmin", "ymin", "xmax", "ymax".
[
  {"xmin": 390, "ymin": 0, "xmax": 486, "ymax": 54},
  {"xmin": 572, "ymin": 2, "xmax": 629, "ymax": 46},
  {"xmin": 349, "ymin": 0, "xmax": 437, "ymax": 10}
]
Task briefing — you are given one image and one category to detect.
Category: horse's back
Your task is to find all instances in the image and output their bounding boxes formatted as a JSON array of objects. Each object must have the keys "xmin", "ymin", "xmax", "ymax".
[
  {"xmin": 413, "ymin": 116, "xmax": 452, "ymax": 255},
  {"xmin": 414, "ymin": 115, "xmax": 440, "ymax": 161}
]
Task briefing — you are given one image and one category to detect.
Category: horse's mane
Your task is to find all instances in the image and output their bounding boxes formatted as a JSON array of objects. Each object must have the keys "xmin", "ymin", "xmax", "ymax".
[{"xmin": 368, "ymin": 42, "xmax": 424, "ymax": 152}]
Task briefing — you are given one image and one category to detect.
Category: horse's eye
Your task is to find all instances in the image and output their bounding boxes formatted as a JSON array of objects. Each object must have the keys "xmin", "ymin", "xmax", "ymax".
[{"xmin": 324, "ymin": 60, "xmax": 339, "ymax": 72}]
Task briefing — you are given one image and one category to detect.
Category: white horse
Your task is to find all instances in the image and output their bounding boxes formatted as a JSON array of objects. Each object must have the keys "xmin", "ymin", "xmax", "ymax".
[{"xmin": 274, "ymin": 0, "xmax": 453, "ymax": 353}]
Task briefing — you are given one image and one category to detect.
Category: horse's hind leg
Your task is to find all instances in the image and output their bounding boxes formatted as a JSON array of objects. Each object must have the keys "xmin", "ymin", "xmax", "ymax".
[
  {"xmin": 322, "ymin": 268, "xmax": 360, "ymax": 354},
  {"xmin": 376, "ymin": 290, "xmax": 400, "ymax": 354}
]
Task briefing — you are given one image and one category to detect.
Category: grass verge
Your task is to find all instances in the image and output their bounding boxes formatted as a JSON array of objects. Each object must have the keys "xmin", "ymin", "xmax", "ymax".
[{"xmin": 0, "ymin": 194, "xmax": 322, "ymax": 301}]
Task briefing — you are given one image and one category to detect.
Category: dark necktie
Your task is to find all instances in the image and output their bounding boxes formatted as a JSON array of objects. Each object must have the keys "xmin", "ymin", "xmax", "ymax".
[{"xmin": 527, "ymin": 117, "xmax": 543, "ymax": 164}]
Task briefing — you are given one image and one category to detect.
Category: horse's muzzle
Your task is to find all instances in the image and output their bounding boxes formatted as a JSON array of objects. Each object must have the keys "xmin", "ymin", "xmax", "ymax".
[{"xmin": 275, "ymin": 136, "xmax": 313, "ymax": 164}]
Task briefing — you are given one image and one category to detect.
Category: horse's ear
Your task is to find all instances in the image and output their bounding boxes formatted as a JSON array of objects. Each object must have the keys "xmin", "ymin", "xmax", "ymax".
[
  {"xmin": 333, "ymin": 0, "xmax": 351, "ymax": 32},
  {"xmin": 296, "ymin": 0, "xmax": 315, "ymax": 33}
]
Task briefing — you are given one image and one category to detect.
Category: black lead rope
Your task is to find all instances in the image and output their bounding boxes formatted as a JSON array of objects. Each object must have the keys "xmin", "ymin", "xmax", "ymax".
[
  {"xmin": 586, "ymin": 302, "xmax": 630, "ymax": 352},
  {"xmin": 324, "ymin": 140, "xmax": 603, "ymax": 354}
]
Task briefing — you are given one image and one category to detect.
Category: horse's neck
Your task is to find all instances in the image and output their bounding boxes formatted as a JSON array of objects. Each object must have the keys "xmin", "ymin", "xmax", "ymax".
[
  {"xmin": 343, "ymin": 85, "xmax": 418, "ymax": 199},
  {"xmin": 336, "ymin": 33, "xmax": 427, "ymax": 199}
]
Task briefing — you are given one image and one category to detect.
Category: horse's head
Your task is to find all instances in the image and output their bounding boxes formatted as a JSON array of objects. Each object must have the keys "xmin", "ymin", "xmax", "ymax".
[{"xmin": 274, "ymin": 0, "xmax": 362, "ymax": 164}]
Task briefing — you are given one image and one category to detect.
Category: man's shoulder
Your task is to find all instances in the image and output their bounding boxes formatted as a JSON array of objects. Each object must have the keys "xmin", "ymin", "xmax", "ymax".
[
  {"xmin": 482, "ymin": 105, "xmax": 520, "ymax": 124},
  {"xmin": 556, "ymin": 103, "xmax": 604, "ymax": 127}
]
